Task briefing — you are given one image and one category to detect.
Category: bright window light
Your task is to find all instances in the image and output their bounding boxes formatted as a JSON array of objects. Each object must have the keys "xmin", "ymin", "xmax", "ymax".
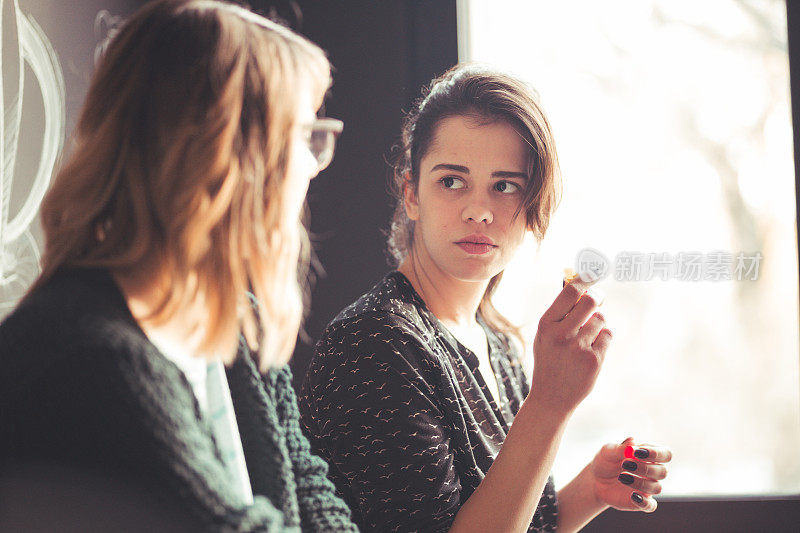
[{"xmin": 460, "ymin": 0, "xmax": 799, "ymax": 496}]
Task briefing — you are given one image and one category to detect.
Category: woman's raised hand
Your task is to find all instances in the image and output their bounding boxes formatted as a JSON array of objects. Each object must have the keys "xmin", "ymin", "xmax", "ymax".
[
  {"xmin": 590, "ymin": 437, "xmax": 673, "ymax": 512},
  {"xmin": 529, "ymin": 282, "xmax": 613, "ymax": 416}
]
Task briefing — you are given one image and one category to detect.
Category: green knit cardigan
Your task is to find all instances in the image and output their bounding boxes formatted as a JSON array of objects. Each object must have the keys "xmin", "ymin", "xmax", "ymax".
[{"xmin": 0, "ymin": 268, "xmax": 358, "ymax": 532}]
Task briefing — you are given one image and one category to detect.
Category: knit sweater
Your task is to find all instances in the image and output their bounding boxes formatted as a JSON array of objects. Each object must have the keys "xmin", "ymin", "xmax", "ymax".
[{"xmin": 0, "ymin": 267, "xmax": 358, "ymax": 532}]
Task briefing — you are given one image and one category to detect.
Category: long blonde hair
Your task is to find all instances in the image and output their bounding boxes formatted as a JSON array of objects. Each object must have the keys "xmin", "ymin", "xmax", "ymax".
[
  {"xmin": 389, "ymin": 65, "xmax": 562, "ymax": 344},
  {"xmin": 32, "ymin": 0, "xmax": 330, "ymax": 370}
]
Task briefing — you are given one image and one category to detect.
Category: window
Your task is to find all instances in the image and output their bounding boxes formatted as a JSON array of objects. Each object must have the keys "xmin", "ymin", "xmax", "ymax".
[{"xmin": 461, "ymin": 0, "xmax": 799, "ymax": 496}]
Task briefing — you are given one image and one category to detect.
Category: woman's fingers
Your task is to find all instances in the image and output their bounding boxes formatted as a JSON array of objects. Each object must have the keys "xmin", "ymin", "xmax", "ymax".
[
  {"xmin": 617, "ymin": 472, "xmax": 663, "ymax": 495},
  {"xmin": 595, "ymin": 478, "xmax": 659, "ymax": 513},
  {"xmin": 630, "ymin": 491, "xmax": 658, "ymax": 513},
  {"xmin": 578, "ymin": 311, "xmax": 606, "ymax": 345},
  {"xmin": 599, "ymin": 440, "xmax": 673, "ymax": 467},
  {"xmin": 624, "ymin": 444, "xmax": 673, "ymax": 464},
  {"xmin": 592, "ymin": 329, "xmax": 613, "ymax": 352},
  {"xmin": 594, "ymin": 439, "xmax": 671, "ymax": 481},
  {"xmin": 621, "ymin": 459, "xmax": 668, "ymax": 481},
  {"xmin": 540, "ymin": 282, "xmax": 586, "ymax": 323},
  {"xmin": 560, "ymin": 290, "xmax": 604, "ymax": 331},
  {"xmin": 581, "ymin": 308, "xmax": 612, "ymax": 355},
  {"xmin": 596, "ymin": 438, "xmax": 670, "ymax": 514}
]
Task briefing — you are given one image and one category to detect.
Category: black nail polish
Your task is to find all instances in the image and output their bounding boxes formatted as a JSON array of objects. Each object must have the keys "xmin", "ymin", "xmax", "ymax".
[
  {"xmin": 631, "ymin": 492, "xmax": 644, "ymax": 504},
  {"xmin": 622, "ymin": 460, "xmax": 638, "ymax": 472},
  {"xmin": 618, "ymin": 473, "xmax": 635, "ymax": 485},
  {"xmin": 634, "ymin": 448, "xmax": 650, "ymax": 459}
]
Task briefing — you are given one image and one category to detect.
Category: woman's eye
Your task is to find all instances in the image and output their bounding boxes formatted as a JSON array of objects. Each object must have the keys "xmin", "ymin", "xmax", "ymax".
[
  {"xmin": 494, "ymin": 180, "xmax": 520, "ymax": 194},
  {"xmin": 440, "ymin": 176, "xmax": 465, "ymax": 189}
]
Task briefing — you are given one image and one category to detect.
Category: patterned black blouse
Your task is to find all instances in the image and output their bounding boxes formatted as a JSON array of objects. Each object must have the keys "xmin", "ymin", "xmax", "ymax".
[{"xmin": 299, "ymin": 271, "xmax": 558, "ymax": 532}]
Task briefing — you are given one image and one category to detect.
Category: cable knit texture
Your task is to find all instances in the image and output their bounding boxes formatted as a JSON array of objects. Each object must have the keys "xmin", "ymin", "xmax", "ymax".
[{"xmin": 0, "ymin": 267, "xmax": 357, "ymax": 532}]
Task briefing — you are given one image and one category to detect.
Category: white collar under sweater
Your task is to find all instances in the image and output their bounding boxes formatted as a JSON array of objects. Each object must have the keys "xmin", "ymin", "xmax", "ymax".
[{"xmin": 148, "ymin": 335, "xmax": 254, "ymax": 506}]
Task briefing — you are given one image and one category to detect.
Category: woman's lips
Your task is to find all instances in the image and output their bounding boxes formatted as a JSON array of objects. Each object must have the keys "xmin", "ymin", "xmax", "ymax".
[
  {"xmin": 456, "ymin": 242, "xmax": 495, "ymax": 254},
  {"xmin": 455, "ymin": 233, "xmax": 497, "ymax": 255}
]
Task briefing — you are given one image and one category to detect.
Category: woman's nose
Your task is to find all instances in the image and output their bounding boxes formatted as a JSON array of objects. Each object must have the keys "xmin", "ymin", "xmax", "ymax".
[{"xmin": 462, "ymin": 193, "xmax": 493, "ymax": 224}]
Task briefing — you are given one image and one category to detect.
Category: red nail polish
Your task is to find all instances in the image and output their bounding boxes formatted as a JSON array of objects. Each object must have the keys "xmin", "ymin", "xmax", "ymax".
[{"xmin": 624, "ymin": 445, "xmax": 635, "ymax": 459}]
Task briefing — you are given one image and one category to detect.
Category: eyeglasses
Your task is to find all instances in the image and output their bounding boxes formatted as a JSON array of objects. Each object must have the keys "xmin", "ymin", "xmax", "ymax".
[{"xmin": 307, "ymin": 118, "xmax": 343, "ymax": 172}]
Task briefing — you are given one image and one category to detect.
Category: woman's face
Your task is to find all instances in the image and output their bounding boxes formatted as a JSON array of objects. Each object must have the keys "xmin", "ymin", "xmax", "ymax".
[
  {"xmin": 405, "ymin": 115, "xmax": 530, "ymax": 283},
  {"xmin": 284, "ymin": 87, "xmax": 321, "ymax": 220}
]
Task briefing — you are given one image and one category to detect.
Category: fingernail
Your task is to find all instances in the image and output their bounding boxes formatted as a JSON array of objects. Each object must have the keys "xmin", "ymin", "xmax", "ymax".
[
  {"xmin": 624, "ymin": 445, "xmax": 635, "ymax": 459},
  {"xmin": 622, "ymin": 460, "xmax": 638, "ymax": 472},
  {"xmin": 634, "ymin": 448, "xmax": 650, "ymax": 459},
  {"xmin": 620, "ymin": 436, "xmax": 634, "ymax": 445},
  {"xmin": 631, "ymin": 492, "xmax": 644, "ymax": 504},
  {"xmin": 618, "ymin": 473, "xmax": 635, "ymax": 485}
]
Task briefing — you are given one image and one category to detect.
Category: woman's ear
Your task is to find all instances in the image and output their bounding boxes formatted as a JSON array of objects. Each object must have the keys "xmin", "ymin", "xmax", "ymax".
[{"xmin": 403, "ymin": 172, "xmax": 420, "ymax": 221}]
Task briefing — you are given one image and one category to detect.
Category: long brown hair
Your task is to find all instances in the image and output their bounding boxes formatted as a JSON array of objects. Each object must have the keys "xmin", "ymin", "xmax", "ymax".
[
  {"xmin": 32, "ymin": 0, "xmax": 330, "ymax": 370},
  {"xmin": 388, "ymin": 64, "xmax": 562, "ymax": 343}
]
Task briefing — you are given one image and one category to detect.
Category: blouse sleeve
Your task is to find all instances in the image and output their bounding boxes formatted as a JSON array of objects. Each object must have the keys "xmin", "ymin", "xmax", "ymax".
[{"xmin": 299, "ymin": 314, "xmax": 462, "ymax": 533}]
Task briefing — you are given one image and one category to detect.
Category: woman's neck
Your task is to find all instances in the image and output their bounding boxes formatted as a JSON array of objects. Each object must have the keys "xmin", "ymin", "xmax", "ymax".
[
  {"xmin": 397, "ymin": 246, "xmax": 489, "ymax": 330},
  {"xmin": 112, "ymin": 266, "xmax": 211, "ymax": 359}
]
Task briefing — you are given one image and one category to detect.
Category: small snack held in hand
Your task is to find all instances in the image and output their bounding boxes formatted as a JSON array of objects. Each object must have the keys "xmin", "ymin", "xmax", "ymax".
[
  {"xmin": 563, "ymin": 267, "xmax": 581, "ymax": 288},
  {"xmin": 563, "ymin": 267, "xmax": 603, "ymax": 291}
]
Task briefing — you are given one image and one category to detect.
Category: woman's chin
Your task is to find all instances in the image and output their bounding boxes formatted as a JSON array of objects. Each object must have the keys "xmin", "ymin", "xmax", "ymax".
[{"xmin": 447, "ymin": 262, "xmax": 503, "ymax": 284}]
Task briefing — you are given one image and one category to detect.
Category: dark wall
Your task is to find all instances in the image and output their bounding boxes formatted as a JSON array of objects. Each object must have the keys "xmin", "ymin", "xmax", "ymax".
[{"xmin": 246, "ymin": 1, "xmax": 459, "ymax": 389}]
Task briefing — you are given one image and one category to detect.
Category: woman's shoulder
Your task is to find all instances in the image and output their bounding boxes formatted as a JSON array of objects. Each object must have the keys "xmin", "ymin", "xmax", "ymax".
[
  {"xmin": 2, "ymin": 268, "xmax": 132, "ymax": 340},
  {"xmin": 323, "ymin": 270, "xmax": 430, "ymax": 340},
  {"xmin": 0, "ymin": 268, "xmax": 180, "ymax": 396},
  {"xmin": 306, "ymin": 272, "xmax": 443, "ymax": 381},
  {"xmin": 0, "ymin": 271, "xmax": 203, "ymax": 470},
  {"xmin": 3, "ymin": 268, "xmax": 138, "ymax": 350}
]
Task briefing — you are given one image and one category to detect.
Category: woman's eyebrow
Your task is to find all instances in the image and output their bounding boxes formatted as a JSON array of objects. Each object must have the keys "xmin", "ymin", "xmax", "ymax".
[
  {"xmin": 491, "ymin": 170, "xmax": 529, "ymax": 181},
  {"xmin": 430, "ymin": 163, "xmax": 528, "ymax": 181},
  {"xmin": 431, "ymin": 163, "xmax": 469, "ymax": 173}
]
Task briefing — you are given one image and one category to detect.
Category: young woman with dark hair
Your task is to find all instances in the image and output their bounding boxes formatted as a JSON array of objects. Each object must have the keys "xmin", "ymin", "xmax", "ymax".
[{"xmin": 299, "ymin": 64, "xmax": 672, "ymax": 532}]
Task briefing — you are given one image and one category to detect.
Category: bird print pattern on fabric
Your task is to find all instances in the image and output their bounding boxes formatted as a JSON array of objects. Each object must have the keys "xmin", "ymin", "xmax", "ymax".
[{"xmin": 299, "ymin": 271, "xmax": 558, "ymax": 532}]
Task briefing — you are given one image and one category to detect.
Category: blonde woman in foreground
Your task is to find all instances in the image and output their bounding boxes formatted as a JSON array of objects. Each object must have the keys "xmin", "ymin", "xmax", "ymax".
[{"xmin": 0, "ymin": 1, "xmax": 355, "ymax": 530}]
